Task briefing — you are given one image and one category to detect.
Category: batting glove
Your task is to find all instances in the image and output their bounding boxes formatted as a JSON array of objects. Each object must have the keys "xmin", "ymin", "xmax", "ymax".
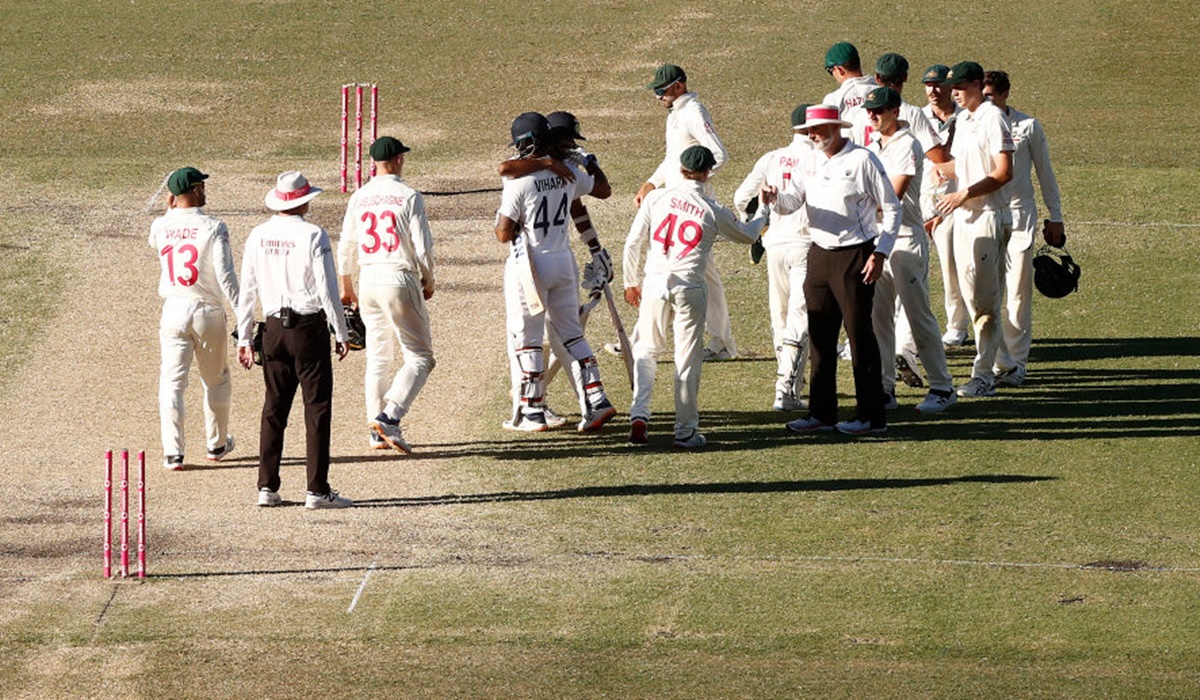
[{"xmin": 590, "ymin": 248, "xmax": 613, "ymax": 284}]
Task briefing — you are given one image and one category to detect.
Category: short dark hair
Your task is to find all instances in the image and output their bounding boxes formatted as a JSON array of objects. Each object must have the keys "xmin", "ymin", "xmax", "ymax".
[{"xmin": 983, "ymin": 70, "xmax": 1011, "ymax": 95}]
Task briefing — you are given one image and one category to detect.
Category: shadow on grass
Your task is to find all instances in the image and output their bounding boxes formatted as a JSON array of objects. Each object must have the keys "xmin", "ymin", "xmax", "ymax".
[{"xmin": 353, "ymin": 473, "xmax": 1054, "ymax": 508}]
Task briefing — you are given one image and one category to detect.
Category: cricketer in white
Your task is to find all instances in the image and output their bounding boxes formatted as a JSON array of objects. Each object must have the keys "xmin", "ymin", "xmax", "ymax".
[{"xmin": 149, "ymin": 167, "xmax": 239, "ymax": 470}]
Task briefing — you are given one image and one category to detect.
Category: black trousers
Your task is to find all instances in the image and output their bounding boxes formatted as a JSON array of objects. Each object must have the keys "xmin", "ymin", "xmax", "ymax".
[
  {"xmin": 804, "ymin": 241, "xmax": 885, "ymax": 427},
  {"xmin": 258, "ymin": 313, "xmax": 333, "ymax": 495}
]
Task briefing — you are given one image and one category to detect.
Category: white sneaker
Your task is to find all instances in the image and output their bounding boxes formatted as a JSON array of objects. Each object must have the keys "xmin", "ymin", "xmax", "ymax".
[
  {"xmin": 543, "ymin": 405, "xmax": 568, "ymax": 429},
  {"xmin": 956, "ymin": 377, "xmax": 997, "ymax": 397},
  {"xmin": 942, "ymin": 329, "xmax": 968, "ymax": 348},
  {"xmin": 579, "ymin": 401, "xmax": 617, "ymax": 432},
  {"xmin": 673, "ymin": 430, "xmax": 706, "ymax": 449},
  {"xmin": 896, "ymin": 350, "xmax": 925, "ymax": 388},
  {"xmin": 163, "ymin": 455, "xmax": 184, "ymax": 470},
  {"xmin": 502, "ymin": 411, "xmax": 549, "ymax": 432},
  {"xmin": 836, "ymin": 418, "xmax": 887, "ymax": 436},
  {"xmin": 370, "ymin": 414, "xmax": 412, "ymax": 454},
  {"xmin": 882, "ymin": 391, "xmax": 899, "ymax": 410},
  {"xmin": 368, "ymin": 431, "xmax": 389, "ymax": 450},
  {"xmin": 305, "ymin": 490, "xmax": 352, "ymax": 509},
  {"xmin": 603, "ymin": 342, "xmax": 623, "ymax": 357},
  {"xmin": 786, "ymin": 416, "xmax": 836, "ymax": 433},
  {"xmin": 773, "ymin": 393, "xmax": 808, "ymax": 412},
  {"xmin": 702, "ymin": 347, "xmax": 734, "ymax": 362},
  {"xmin": 258, "ymin": 488, "xmax": 282, "ymax": 507},
  {"xmin": 994, "ymin": 366, "xmax": 1026, "ymax": 388},
  {"xmin": 837, "ymin": 341, "xmax": 853, "ymax": 360},
  {"xmin": 206, "ymin": 435, "xmax": 235, "ymax": 461},
  {"xmin": 915, "ymin": 390, "xmax": 957, "ymax": 414}
]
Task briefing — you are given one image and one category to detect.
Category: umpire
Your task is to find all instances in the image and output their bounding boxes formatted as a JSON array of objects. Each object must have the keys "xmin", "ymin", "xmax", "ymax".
[{"xmin": 236, "ymin": 171, "xmax": 352, "ymax": 509}]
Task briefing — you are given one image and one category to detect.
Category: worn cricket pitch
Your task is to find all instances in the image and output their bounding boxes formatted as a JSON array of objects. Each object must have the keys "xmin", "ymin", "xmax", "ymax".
[{"xmin": 2, "ymin": 1, "xmax": 1199, "ymax": 697}]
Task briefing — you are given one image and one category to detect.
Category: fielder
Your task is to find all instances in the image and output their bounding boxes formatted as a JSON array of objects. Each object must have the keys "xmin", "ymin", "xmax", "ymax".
[
  {"xmin": 862, "ymin": 87, "xmax": 956, "ymax": 414},
  {"xmin": 919, "ymin": 64, "xmax": 969, "ymax": 348},
  {"xmin": 150, "ymin": 167, "xmax": 238, "ymax": 470},
  {"xmin": 636, "ymin": 64, "xmax": 738, "ymax": 361},
  {"xmin": 495, "ymin": 112, "xmax": 617, "ymax": 433},
  {"xmin": 337, "ymin": 136, "xmax": 436, "ymax": 454},
  {"xmin": 932, "ymin": 61, "xmax": 1015, "ymax": 398},
  {"xmin": 732, "ymin": 104, "xmax": 813, "ymax": 412},
  {"xmin": 624, "ymin": 145, "xmax": 765, "ymax": 448},
  {"xmin": 822, "ymin": 42, "xmax": 877, "ymax": 140},
  {"xmin": 983, "ymin": 70, "xmax": 1065, "ymax": 388}
]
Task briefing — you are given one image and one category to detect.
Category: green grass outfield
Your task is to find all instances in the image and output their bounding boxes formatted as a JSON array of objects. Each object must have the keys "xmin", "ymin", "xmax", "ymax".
[{"xmin": 2, "ymin": 1, "xmax": 1199, "ymax": 697}]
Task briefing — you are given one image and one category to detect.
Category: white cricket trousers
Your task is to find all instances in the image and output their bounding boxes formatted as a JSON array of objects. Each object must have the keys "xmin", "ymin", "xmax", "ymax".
[
  {"xmin": 872, "ymin": 233, "xmax": 953, "ymax": 393},
  {"xmin": 358, "ymin": 276, "xmax": 435, "ymax": 422},
  {"xmin": 766, "ymin": 241, "xmax": 810, "ymax": 399},
  {"xmin": 996, "ymin": 210, "xmax": 1036, "ymax": 372},
  {"xmin": 953, "ymin": 210, "xmax": 1011, "ymax": 381},
  {"xmin": 158, "ymin": 298, "xmax": 231, "ymax": 457},
  {"xmin": 930, "ymin": 213, "xmax": 969, "ymax": 336},
  {"xmin": 629, "ymin": 282, "xmax": 706, "ymax": 439},
  {"xmin": 703, "ymin": 255, "xmax": 737, "ymax": 356}
]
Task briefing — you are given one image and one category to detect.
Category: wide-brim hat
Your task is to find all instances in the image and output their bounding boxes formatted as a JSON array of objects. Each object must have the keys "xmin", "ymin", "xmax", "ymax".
[
  {"xmin": 264, "ymin": 171, "xmax": 322, "ymax": 211},
  {"xmin": 804, "ymin": 104, "xmax": 851, "ymax": 129}
]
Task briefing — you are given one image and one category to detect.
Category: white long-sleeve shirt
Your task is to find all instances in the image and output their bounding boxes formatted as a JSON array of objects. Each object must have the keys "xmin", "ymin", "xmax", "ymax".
[
  {"xmin": 823, "ymin": 75, "xmax": 877, "ymax": 140},
  {"xmin": 236, "ymin": 213, "xmax": 347, "ymax": 345},
  {"xmin": 624, "ymin": 179, "xmax": 763, "ymax": 292},
  {"xmin": 774, "ymin": 140, "xmax": 901, "ymax": 256},
  {"xmin": 1003, "ymin": 106, "xmax": 1063, "ymax": 231},
  {"xmin": 337, "ymin": 174, "xmax": 435, "ymax": 287},
  {"xmin": 648, "ymin": 92, "xmax": 728, "ymax": 189},
  {"xmin": 733, "ymin": 134, "xmax": 812, "ymax": 248},
  {"xmin": 149, "ymin": 207, "xmax": 238, "ymax": 308}
]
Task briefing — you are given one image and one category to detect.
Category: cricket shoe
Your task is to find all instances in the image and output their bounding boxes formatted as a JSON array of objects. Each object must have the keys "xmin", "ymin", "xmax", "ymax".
[
  {"xmin": 257, "ymin": 488, "xmax": 282, "ymax": 507},
  {"xmin": 836, "ymin": 418, "xmax": 887, "ymax": 436},
  {"xmin": 673, "ymin": 430, "xmax": 707, "ymax": 449},
  {"xmin": 994, "ymin": 366, "xmax": 1026, "ymax": 388},
  {"xmin": 369, "ymin": 431, "xmax": 389, "ymax": 450},
  {"xmin": 837, "ymin": 341, "xmax": 853, "ymax": 361},
  {"xmin": 163, "ymin": 455, "xmax": 184, "ymax": 471},
  {"xmin": 603, "ymin": 342, "xmax": 624, "ymax": 357},
  {"xmin": 502, "ymin": 411, "xmax": 549, "ymax": 432},
  {"xmin": 370, "ymin": 414, "xmax": 412, "ymax": 454},
  {"xmin": 915, "ymin": 389, "xmax": 957, "ymax": 414},
  {"xmin": 773, "ymin": 392, "xmax": 808, "ymax": 412},
  {"xmin": 579, "ymin": 401, "xmax": 617, "ymax": 432},
  {"xmin": 543, "ymin": 405, "xmax": 569, "ymax": 429},
  {"xmin": 896, "ymin": 350, "xmax": 925, "ymax": 388},
  {"xmin": 206, "ymin": 435, "xmax": 235, "ymax": 461},
  {"xmin": 956, "ymin": 376, "xmax": 997, "ymax": 398},
  {"xmin": 942, "ymin": 329, "xmax": 969, "ymax": 348},
  {"xmin": 629, "ymin": 417, "xmax": 649, "ymax": 445},
  {"xmin": 882, "ymin": 391, "xmax": 899, "ymax": 410},
  {"xmin": 702, "ymin": 347, "xmax": 734, "ymax": 362},
  {"xmin": 305, "ymin": 490, "xmax": 353, "ymax": 509},
  {"xmin": 786, "ymin": 415, "xmax": 836, "ymax": 433}
]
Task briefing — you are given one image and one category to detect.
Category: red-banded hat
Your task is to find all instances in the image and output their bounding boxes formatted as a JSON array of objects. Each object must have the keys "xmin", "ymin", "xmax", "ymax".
[
  {"xmin": 804, "ymin": 104, "xmax": 851, "ymax": 129},
  {"xmin": 264, "ymin": 171, "xmax": 323, "ymax": 211}
]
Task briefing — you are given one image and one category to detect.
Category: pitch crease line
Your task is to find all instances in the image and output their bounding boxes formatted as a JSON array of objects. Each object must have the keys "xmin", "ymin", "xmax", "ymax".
[{"xmin": 347, "ymin": 560, "xmax": 378, "ymax": 614}]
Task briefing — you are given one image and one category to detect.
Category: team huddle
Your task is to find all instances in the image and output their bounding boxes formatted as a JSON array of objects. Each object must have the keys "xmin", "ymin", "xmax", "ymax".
[{"xmin": 150, "ymin": 42, "xmax": 1064, "ymax": 508}]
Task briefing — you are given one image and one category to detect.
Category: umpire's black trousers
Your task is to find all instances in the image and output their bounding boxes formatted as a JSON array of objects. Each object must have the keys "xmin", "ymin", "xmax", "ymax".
[
  {"xmin": 804, "ymin": 241, "xmax": 885, "ymax": 428},
  {"xmin": 258, "ymin": 313, "xmax": 333, "ymax": 495}
]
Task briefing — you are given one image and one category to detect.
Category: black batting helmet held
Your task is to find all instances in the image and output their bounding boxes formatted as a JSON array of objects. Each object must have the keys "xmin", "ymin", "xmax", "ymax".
[{"xmin": 1033, "ymin": 244, "xmax": 1081, "ymax": 298}]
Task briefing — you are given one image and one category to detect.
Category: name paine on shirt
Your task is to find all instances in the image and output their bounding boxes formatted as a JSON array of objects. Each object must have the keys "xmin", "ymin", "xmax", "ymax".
[{"xmin": 261, "ymin": 239, "xmax": 296, "ymax": 256}]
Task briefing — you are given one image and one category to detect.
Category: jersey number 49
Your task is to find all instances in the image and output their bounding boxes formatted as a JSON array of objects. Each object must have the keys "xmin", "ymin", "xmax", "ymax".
[{"xmin": 652, "ymin": 213, "xmax": 702, "ymax": 260}]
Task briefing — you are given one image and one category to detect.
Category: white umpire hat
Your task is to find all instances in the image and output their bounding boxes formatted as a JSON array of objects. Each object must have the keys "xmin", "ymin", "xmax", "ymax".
[
  {"xmin": 264, "ymin": 171, "xmax": 322, "ymax": 211},
  {"xmin": 804, "ymin": 104, "xmax": 851, "ymax": 129}
]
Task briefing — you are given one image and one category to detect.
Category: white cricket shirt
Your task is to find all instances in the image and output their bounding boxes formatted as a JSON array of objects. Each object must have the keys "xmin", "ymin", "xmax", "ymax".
[
  {"xmin": 337, "ymin": 174, "xmax": 435, "ymax": 287},
  {"xmin": 648, "ymin": 92, "xmax": 728, "ymax": 188},
  {"xmin": 149, "ymin": 207, "xmax": 238, "ymax": 307}
]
